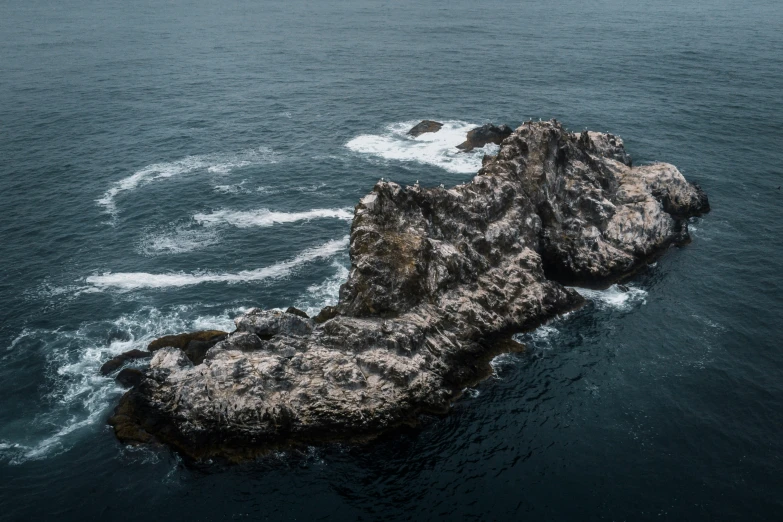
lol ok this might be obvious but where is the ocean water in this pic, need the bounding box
[1,0,782,519]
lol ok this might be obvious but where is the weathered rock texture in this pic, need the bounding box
[108,120,709,461]
[407,120,443,137]
[457,123,513,151]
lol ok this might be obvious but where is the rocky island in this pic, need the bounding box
[107,120,709,461]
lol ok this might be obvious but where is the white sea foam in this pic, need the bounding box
[462,387,481,398]
[573,284,648,311]
[0,306,240,464]
[137,225,221,255]
[212,180,250,194]
[194,208,353,228]
[295,182,328,193]
[97,147,278,217]
[346,120,499,174]
[514,324,561,352]
[295,262,350,317]
[531,324,559,341]
[85,236,348,291]
[489,352,519,378]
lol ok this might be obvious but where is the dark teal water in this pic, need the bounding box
[1,0,782,519]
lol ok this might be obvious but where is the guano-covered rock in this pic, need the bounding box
[107,120,709,461]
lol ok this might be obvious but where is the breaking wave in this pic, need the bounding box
[0,305,242,464]
[295,261,350,317]
[85,237,348,291]
[194,208,353,228]
[573,284,648,311]
[345,120,499,174]
[97,147,278,217]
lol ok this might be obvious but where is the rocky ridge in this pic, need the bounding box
[107,120,709,461]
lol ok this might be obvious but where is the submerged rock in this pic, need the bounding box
[147,330,227,352]
[457,123,513,152]
[407,120,443,137]
[108,120,709,461]
[145,330,227,365]
[99,349,150,376]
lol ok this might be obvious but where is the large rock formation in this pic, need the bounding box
[108,120,709,461]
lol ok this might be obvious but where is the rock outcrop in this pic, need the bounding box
[116,368,145,388]
[407,120,443,137]
[107,120,709,461]
[100,349,150,375]
[457,123,513,151]
[147,330,228,366]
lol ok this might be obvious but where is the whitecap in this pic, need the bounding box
[345,120,499,174]
[7,328,32,351]
[193,208,353,228]
[212,180,251,194]
[97,147,278,217]
[572,284,648,311]
[85,236,348,291]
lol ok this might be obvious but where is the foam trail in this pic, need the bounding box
[194,208,353,228]
[0,306,241,464]
[138,226,221,255]
[85,237,348,291]
[346,120,499,174]
[573,284,648,311]
[97,147,278,217]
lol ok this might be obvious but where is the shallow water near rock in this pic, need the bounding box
[1,0,782,520]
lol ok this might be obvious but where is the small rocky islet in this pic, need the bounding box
[105,119,709,462]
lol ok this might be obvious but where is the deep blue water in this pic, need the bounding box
[1,0,782,519]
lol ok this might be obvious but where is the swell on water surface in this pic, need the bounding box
[345,120,499,174]
[85,236,348,291]
[96,147,279,218]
